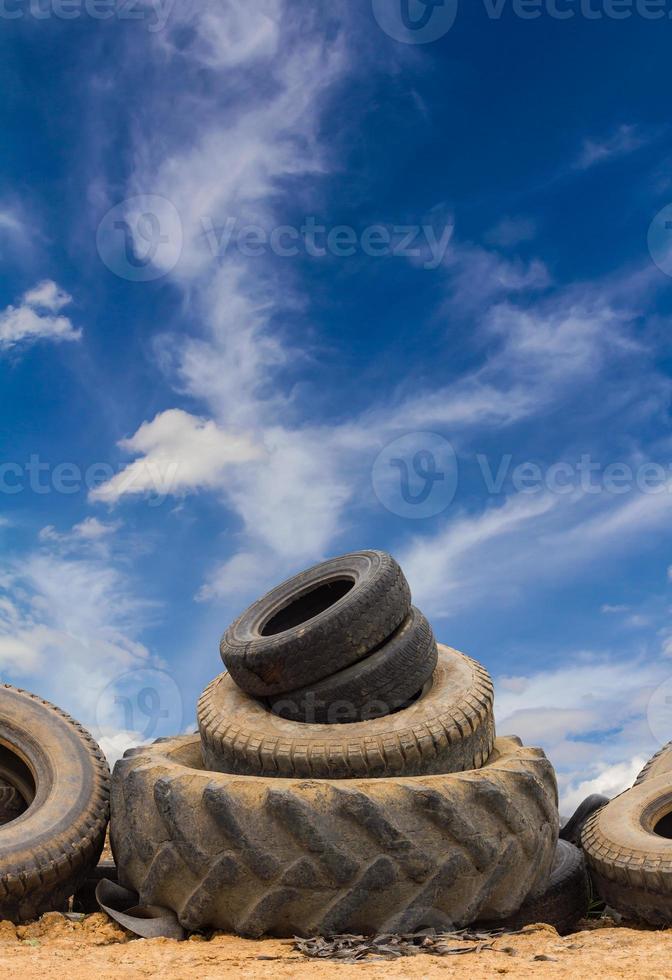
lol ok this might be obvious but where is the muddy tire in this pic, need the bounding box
[479,840,589,935]
[111,734,558,938]
[267,607,438,724]
[199,645,495,779]
[582,773,672,925]
[220,551,411,697]
[0,685,110,923]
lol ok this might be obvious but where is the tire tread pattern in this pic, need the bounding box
[0,685,110,922]
[111,735,559,938]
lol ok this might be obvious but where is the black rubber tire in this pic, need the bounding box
[220,551,411,697]
[199,645,495,779]
[0,685,110,923]
[479,841,590,935]
[559,795,609,848]
[267,607,438,724]
[582,773,672,925]
[111,734,559,938]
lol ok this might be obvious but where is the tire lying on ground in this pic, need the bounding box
[0,685,110,923]
[582,763,672,925]
[199,645,495,779]
[267,606,438,724]
[478,841,590,936]
[559,794,609,848]
[220,551,411,697]
[111,734,559,938]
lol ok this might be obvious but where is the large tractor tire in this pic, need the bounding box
[220,551,411,697]
[582,768,672,925]
[0,685,110,923]
[199,645,495,779]
[111,734,558,938]
[479,840,590,935]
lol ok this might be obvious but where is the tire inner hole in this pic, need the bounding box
[654,810,672,839]
[261,578,355,635]
[0,744,35,827]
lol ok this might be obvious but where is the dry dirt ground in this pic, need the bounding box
[0,915,671,979]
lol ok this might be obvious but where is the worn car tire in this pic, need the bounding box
[479,841,590,935]
[111,734,558,938]
[582,772,672,925]
[0,685,110,923]
[267,607,438,724]
[199,645,495,779]
[220,551,411,697]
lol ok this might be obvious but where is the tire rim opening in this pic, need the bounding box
[261,578,355,636]
[654,809,672,839]
[0,744,35,827]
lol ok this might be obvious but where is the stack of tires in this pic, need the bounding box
[112,551,569,938]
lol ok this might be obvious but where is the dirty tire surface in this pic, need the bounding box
[199,645,495,779]
[633,741,672,786]
[478,840,589,936]
[582,773,672,925]
[220,551,412,697]
[267,606,438,724]
[0,685,110,923]
[111,734,559,938]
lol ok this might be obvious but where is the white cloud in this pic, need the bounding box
[495,655,666,812]
[91,409,262,504]
[22,280,72,312]
[151,0,282,69]
[561,758,647,815]
[0,280,80,351]
[575,124,647,170]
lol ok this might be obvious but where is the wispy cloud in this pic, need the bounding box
[574,123,649,170]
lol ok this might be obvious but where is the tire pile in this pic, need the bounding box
[2,548,672,936]
[111,551,568,937]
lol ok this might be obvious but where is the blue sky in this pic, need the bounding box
[2,0,672,808]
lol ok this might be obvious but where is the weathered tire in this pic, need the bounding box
[479,841,590,935]
[0,685,110,923]
[220,551,411,697]
[559,794,609,847]
[267,607,438,724]
[111,734,559,938]
[582,772,672,925]
[199,645,495,779]
[634,741,672,786]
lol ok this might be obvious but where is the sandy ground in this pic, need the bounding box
[0,914,671,979]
